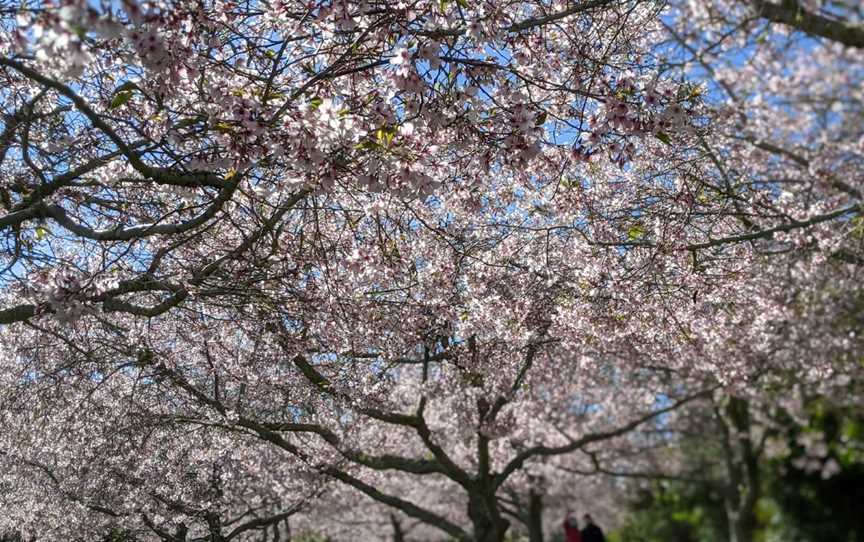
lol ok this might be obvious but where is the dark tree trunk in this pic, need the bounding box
[468,494,511,542]
[526,489,544,542]
[205,512,225,542]
[718,397,760,542]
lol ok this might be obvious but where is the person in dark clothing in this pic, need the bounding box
[581,514,606,542]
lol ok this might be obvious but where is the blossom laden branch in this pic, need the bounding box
[753,0,864,48]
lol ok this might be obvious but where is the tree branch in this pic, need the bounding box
[753,1,864,48]
[495,388,716,487]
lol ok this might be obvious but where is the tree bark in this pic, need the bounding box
[718,397,760,542]
[468,494,511,542]
[526,489,544,542]
[753,1,864,48]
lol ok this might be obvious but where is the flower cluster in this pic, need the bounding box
[30,269,102,324]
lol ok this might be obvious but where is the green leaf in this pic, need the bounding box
[688,84,705,100]
[109,90,134,110]
[851,216,864,239]
[655,131,672,145]
[627,225,645,240]
[71,24,87,39]
[173,117,200,129]
[309,96,323,110]
[35,225,50,241]
[114,81,140,94]
[375,126,396,146]
[354,140,381,151]
[534,111,547,126]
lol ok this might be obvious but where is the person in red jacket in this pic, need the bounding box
[562,510,583,542]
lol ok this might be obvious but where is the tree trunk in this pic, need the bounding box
[526,489,544,542]
[468,494,511,542]
[719,397,760,542]
[205,512,225,542]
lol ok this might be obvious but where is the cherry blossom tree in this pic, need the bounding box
[2,1,864,541]
[660,0,864,402]
[0,333,328,541]
[572,5,864,539]
[0,0,700,327]
[0,1,711,538]
[0,204,717,541]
